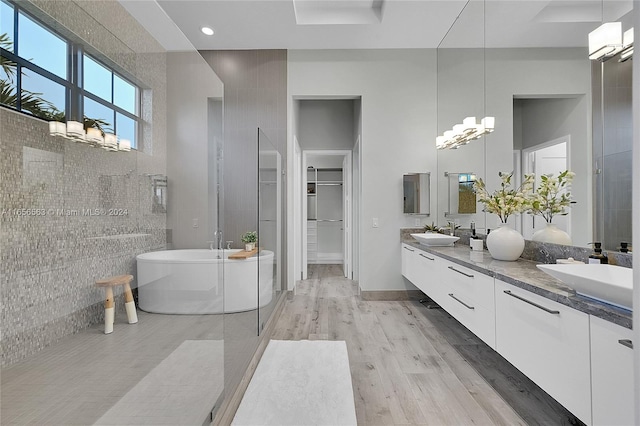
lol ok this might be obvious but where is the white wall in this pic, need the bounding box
[167,52,224,249]
[288,49,438,291]
[298,100,355,149]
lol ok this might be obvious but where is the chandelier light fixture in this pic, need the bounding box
[48,120,131,152]
[436,116,495,150]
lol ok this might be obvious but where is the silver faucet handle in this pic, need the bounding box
[226,241,233,250]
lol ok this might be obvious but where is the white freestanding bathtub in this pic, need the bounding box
[136,249,274,314]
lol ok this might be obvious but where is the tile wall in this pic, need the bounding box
[0,0,167,366]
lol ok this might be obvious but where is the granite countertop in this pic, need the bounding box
[402,238,632,329]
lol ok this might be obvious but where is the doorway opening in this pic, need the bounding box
[303,151,352,278]
[291,98,361,284]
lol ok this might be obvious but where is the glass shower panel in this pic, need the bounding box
[0,2,225,424]
[257,128,282,334]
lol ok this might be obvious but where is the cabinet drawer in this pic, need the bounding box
[441,260,495,310]
[495,280,591,424]
[443,291,496,348]
[590,315,634,426]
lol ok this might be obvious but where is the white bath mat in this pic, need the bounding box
[94,340,223,426]
[232,340,357,426]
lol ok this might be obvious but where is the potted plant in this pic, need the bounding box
[527,170,574,245]
[241,231,257,251]
[474,171,534,261]
[423,222,440,233]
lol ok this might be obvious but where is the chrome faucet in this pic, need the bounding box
[215,230,223,249]
[207,230,224,250]
[447,221,457,236]
[226,241,233,250]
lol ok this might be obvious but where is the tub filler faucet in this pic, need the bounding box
[207,230,224,250]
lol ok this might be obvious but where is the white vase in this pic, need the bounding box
[486,223,525,261]
[531,223,572,245]
[245,243,255,251]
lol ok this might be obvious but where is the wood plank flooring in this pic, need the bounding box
[271,264,584,426]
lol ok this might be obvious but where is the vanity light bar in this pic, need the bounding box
[619,28,634,62]
[48,121,132,152]
[436,116,495,150]
[588,22,627,61]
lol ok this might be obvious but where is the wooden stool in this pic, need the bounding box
[96,274,138,334]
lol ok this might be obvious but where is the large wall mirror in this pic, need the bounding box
[436,0,486,231]
[436,0,634,250]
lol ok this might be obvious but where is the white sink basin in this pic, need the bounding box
[537,264,633,311]
[411,233,460,247]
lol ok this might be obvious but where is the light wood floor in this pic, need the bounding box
[271,264,583,426]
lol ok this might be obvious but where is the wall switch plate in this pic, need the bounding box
[414,218,421,226]
[372,218,379,228]
[192,218,199,228]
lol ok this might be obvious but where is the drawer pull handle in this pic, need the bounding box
[448,266,474,278]
[403,247,415,252]
[618,339,633,350]
[419,253,434,261]
[503,290,560,315]
[448,293,474,310]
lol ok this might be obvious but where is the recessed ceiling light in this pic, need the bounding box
[201,26,214,36]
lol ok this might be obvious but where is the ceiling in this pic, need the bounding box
[120,0,633,51]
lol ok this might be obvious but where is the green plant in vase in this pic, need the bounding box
[473,171,534,261]
[423,222,440,233]
[527,170,575,245]
[241,231,257,251]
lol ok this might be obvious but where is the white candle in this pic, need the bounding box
[65,121,85,141]
[86,127,103,145]
[118,139,131,152]
[49,121,66,137]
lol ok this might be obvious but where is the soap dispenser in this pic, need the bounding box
[588,242,609,264]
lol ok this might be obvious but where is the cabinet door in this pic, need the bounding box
[495,279,591,424]
[413,250,442,302]
[401,244,418,284]
[590,315,634,426]
[440,260,496,348]
[401,244,441,299]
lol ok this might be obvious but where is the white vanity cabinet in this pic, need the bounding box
[495,279,592,425]
[401,244,442,299]
[439,259,496,349]
[590,315,635,426]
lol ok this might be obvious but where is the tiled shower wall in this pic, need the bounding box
[0,0,167,366]
[199,50,288,252]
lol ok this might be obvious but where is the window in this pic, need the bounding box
[0,0,141,148]
[81,53,139,146]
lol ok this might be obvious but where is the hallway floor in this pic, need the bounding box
[271,264,583,425]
